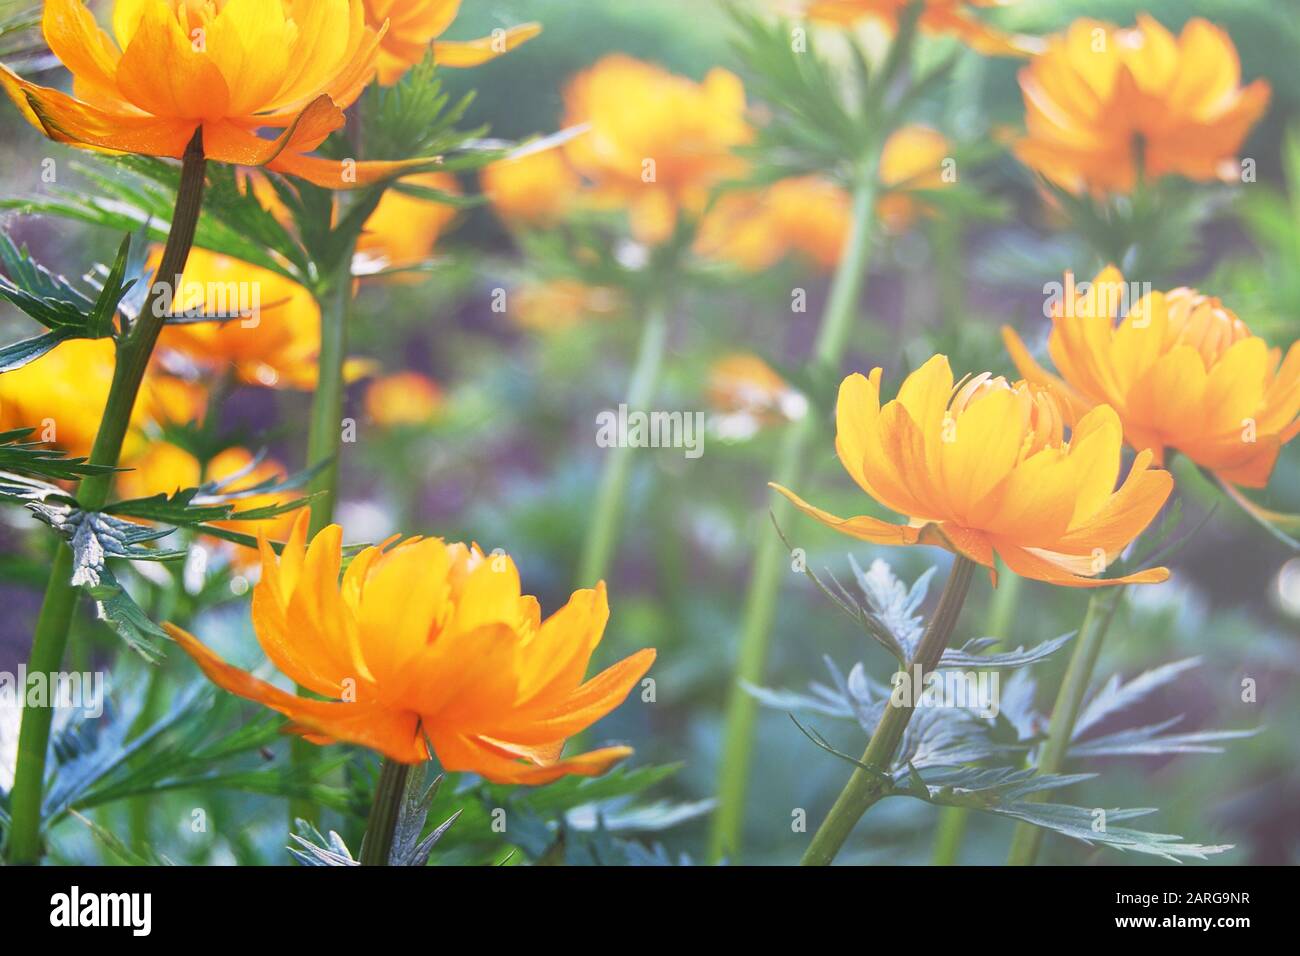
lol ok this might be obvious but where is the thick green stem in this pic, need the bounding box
[708,171,879,864]
[359,758,411,866]
[575,299,669,587]
[931,568,1021,864]
[5,130,207,865]
[1005,585,1126,866]
[801,555,977,866]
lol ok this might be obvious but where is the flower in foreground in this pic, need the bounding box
[365,371,444,427]
[1015,16,1270,195]
[363,0,540,84]
[772,355,1174,587]
[0,337,201,459]
[0,0,421,187]
[877,125,953,233]
[805,0,1040,56]
[166,513,656,782]
[563,55,752,245]
[1003,268,1300,487]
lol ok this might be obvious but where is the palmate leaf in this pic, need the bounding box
[1072,657,1203,739]
[289,821,358,867]
[895,766,1233,862]
[106,455,319,527]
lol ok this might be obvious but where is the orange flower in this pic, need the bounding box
[877,124,952,233]
[363,0,540,84]
[1015,17,1271,195]
[695,176,851,272]
[365,371,444,427]
[563,55,752,245]
[156,247,324,389]
[806,0,1039,56]
[481,148,581,227]
[512,279,621,333]
[0,337,201,459]
[354,171,460,276]
[0,0,422,188]
[1003,268,1300,488]
[773,355,1174,587]
[166,513,656,782]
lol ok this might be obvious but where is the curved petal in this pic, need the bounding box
[769,482,921,545]
[992,541,1169,588]
[432,23,541,68]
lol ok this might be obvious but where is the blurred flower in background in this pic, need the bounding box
[355,171,462,277]
[0,337,201,459]
[511,278,622,333]
[364,0,541,83]
[1015,17,1271,195]
[877,124,953,233]
[774,356,1174,587]
[707,353,808,441]
[563,55,752,245]
[166,513,657,783]
[805,0,1040,55]
[365,371,445,427]
[1004,268,1300,487]
[482,147,582,227]
[695,176,851,271]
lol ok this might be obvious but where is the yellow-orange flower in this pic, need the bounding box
[0,0,422,188]
[165,513,656,781]
[695,176,851,272]
[773,355,1174,587]
[512,279,621,333]
[1003,268,1300,488]
[1015,17,1271,195]
[481,148,581,227]
[708,353,808,440]
[563,55,752,245]
[363,0,540,84]
[806,0,1038,56]
[354,172,460,277]
[878,124,952,233]
[155,247,324,389]
[365,371,444,427]
[0,338,201,459]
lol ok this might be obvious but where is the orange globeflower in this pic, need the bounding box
[806,0,1038,56]
[877,124,952,233]
[0,0,423,188]
[166,513,657,782]
[1003,268,1300,488]
[0,338,201,459]
[354,172,461,277]
[363,0,540,84]
[563,55,752,245]
[773,355,1174,587]
[1015,17,1271,195]
[696,176,851,272]
[365,371,444,427]
[482,148,581,227]
[513,279,622,333]
[156,247,324,389]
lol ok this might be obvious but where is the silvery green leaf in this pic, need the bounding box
[1073,658,1203,738]
[386,764,460,867]
[623,842,695,867]
[1070,720,1258,758]
[893,706,1025,776]
[896,766,1232,861]
[88,567,167,663]
[849,556,935,662]
[740,680,852,720]
[566,799,716,834]
[997,669,1046,743]
[290,820,358,867]
[939,632,1074,669]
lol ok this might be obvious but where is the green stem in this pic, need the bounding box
[708,169,879,864]
[5,130,207,865]
[801,555,976,866]
[359,758,411,866]
[1005,585,1126,866]
[931,567,1021,864]
[293,248,356,830]
[575,299,669,587]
